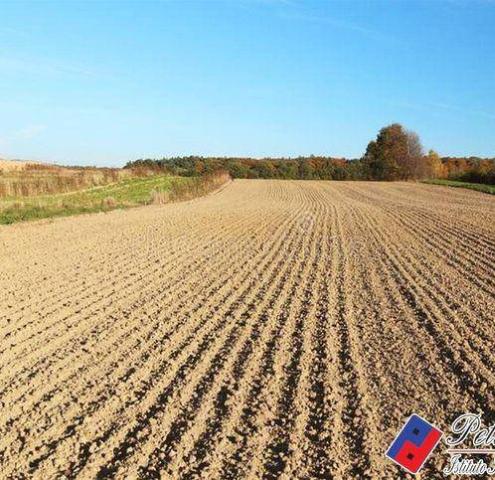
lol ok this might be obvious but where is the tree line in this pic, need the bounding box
[126,124,495,184]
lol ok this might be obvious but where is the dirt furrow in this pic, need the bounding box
[172,198,320,479]
[1,180,494,479]
[106,209,308,479]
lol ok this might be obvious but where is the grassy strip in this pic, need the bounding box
[423,179,495,195]
[0,175,189,225]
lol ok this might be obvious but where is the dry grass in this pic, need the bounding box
[0,159,37,171]
[150,189,170,205]
[0,165,136,198]
[0,159,229,202]
[151,171,231,205]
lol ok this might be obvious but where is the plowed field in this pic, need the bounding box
[1,180,494,479]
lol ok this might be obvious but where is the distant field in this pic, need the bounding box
[0,175,185,224]
[423,178,495,195]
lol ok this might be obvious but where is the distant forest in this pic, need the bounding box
[126,124,495,185]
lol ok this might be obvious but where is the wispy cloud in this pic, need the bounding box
[279,10,386,38]
[239,0,300,6]
[392,99,495,120]
[0,124,47,146]
[232,0,388,39]
[0,26,29,37]
[258,0,299,5]
[429,102,495,120]
[0,55,97,78]
[15,124,47,140]
[234,0,300,13]
[444,0,495,6]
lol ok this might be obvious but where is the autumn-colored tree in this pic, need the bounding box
[363,124,426,180]
[363,124,404,180]
[125,151,494,183]
[402,130,425,179]
[194,161,205,175]
[424,150,444,178]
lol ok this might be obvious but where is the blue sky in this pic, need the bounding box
[0,0,494,166]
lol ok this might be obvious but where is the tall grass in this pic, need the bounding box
[0,167,142,198]
[151,171,231,204]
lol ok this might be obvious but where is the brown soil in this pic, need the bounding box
[1,180,494,479]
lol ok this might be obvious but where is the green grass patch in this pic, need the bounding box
[0,175,188,224]
[423,179,495,195]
